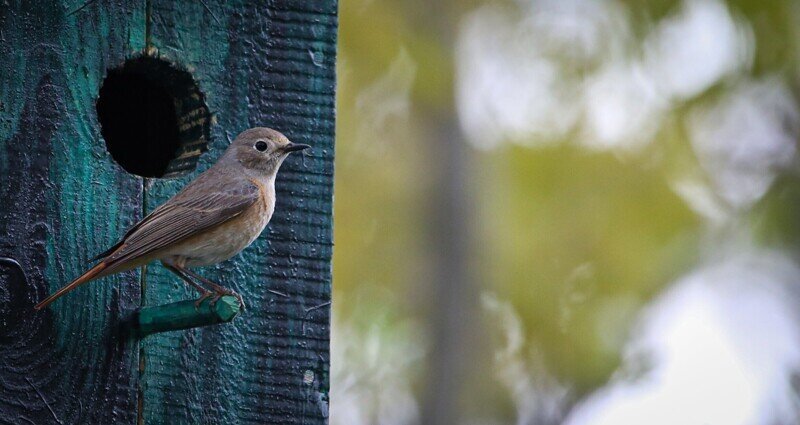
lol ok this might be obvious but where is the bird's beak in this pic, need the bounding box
[283,143,311,153]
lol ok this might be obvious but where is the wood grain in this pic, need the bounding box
[0,1,146,423]
[141,1,336,423]
[0,1,335,423]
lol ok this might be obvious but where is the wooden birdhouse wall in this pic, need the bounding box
[0,1,336,423]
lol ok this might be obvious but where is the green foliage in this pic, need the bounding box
[479,146,698,390]
[335,0,800,420]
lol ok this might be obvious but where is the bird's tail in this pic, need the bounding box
[34,261,109,310]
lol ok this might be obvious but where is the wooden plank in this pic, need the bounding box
[0,1,145,423]
[141,1,336,423]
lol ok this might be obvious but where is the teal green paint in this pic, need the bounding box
[137,296,241,336]
[139,1,337,423]
[140,5,250,423]
[46,1,147,371]
[0,2,147,423]
[48,0,146,311]
[1,1,334,422]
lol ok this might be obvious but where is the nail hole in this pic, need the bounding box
[96,56,211,178]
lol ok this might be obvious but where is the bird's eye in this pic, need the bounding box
[255,140,268,152]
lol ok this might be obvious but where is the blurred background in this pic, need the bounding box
[331,0,800,424]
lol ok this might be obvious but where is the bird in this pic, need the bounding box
[34,127,310,311]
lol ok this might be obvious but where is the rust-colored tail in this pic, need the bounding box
[34,261,109,310]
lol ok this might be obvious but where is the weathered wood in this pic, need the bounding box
[0,1,145,423]
[135,296,241,337]
[140,1,336,423]
[1,1,335,422]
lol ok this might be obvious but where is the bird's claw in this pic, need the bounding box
[209,289,246,311]
[194,291,213,309]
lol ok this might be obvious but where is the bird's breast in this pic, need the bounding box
[169,186,274,267]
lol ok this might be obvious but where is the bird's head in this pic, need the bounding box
[227,127,310,177]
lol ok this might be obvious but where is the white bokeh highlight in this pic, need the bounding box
[687,78,799,209]
[564,250,800,425]
[456,0,753,151]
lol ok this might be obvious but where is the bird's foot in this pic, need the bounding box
[209,288,246,311]
[194,291,214,309]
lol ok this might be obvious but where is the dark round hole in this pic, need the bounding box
[96,57,211,178]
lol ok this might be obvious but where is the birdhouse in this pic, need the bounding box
[0,2,335,423]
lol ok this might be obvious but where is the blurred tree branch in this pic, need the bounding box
[410,1,482,423]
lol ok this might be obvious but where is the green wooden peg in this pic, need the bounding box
[134,296,242,337]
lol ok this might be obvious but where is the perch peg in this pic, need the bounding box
[135,296,242,336]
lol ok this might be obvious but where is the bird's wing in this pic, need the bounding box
[102,177,260,265]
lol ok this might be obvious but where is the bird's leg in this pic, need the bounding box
[161,260,213,308]
[172,265,246,310]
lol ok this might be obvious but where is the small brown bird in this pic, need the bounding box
[34,127,309,310]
